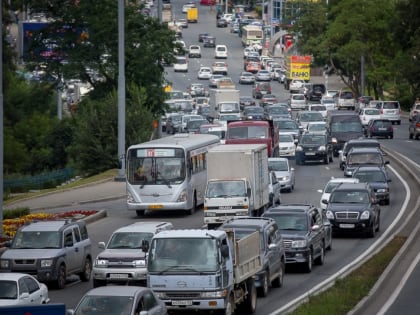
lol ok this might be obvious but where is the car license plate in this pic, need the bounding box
[110,274,128,279]
[339,224,355,229]
[149,204,163,209]
[261,91,267,94]
[172,300,192,306]
[305,152,316,156]
[379,128,387,130]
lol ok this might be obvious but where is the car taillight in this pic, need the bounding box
[416,122,420,128]
[380,109,384,114]
[389,126,393,131]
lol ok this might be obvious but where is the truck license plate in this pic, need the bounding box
[110,274,128,279]
[172,300,192,306]
[339,224,355,229]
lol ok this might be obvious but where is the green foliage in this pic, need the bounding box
[2,208,31,220]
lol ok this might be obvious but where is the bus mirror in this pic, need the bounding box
[141,240,150,253]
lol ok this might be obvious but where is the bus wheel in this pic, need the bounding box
[186,193,197,215]
[136,210,145,217]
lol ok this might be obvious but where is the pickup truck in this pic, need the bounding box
[144,229,262,314]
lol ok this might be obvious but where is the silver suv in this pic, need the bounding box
[0,220,92,289]
[92,221,173,287]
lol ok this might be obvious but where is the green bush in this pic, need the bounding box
[3,208,30,220]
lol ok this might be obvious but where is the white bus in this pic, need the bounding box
[241,25,263,47]
[126,134,220,216]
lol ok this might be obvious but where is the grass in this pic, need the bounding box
[3,169,118,206]
[288,235,407,315]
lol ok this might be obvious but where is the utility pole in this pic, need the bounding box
[116,0,126,181]
[1,0,4,235]
[361,55,365,97]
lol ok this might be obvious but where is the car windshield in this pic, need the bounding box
[310,105,326,112]
[308,123,326,131]
[330,191,369,203]
[267,213,308,232]
[268,160,289,172]
[107,232,154,249]
[274,120,298,130]
[12,231,61,249]
[279,134,294,142]
[268,107,288,114]
[331,122,362,132]
[300,112,323,121]
[324,182,342,193]
[354,171,386,183]
[75,295,134,315]
[300,135,325,145]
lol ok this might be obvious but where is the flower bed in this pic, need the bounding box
[1,210,98,240]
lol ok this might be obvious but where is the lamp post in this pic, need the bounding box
[57,77,63,120]
[116,0,126,181]
[0,0,4,235]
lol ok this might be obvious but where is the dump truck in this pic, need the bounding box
[144,229,262,314]
[204,144,270,228]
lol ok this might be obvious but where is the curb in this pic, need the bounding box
[81,209,108,225]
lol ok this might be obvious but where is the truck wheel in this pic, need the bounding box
[56,264,66,289]
[257,271,269,297]
[239,278,257,314]
[79,257,92,282]
[218,294,234,315]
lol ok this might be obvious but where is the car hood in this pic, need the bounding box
[327,203,369,212]
[1,248,65,259]
[280,231,308,239]
[273,171,291,178]
[97,249,146,260]
[365,182,388,190]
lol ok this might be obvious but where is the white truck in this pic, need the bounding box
[144,229,262,314]
[209,88,240,121]
[204,144,270,229]
[161,3,172,23]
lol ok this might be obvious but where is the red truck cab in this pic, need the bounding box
[225,120,279,157]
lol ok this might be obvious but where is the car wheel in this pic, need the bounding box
[303,250,313,273]
[329,154,333,162]
[79,257,92,282]
[390,135,393,139]
[272,261,284,288]
[314,243,325,265]
[367,222,376,238]
[56,264,66,289]
[257,270,269,297]
[136,210,145,217]
[324,156,329,164]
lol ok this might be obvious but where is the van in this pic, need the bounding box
[375,101,401,125]
[326,111,364,156]
[336,90,355,110]
[173,56,188,72]
[214,45,228,59]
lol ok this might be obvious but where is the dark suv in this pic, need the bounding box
[324,182,381,237]
[0,220,92,289]
[344,147,389,177]
[352,166,391,205]
[252,82,272,99]
[307,84,326,102]
[262,204,330,273]
[338,138,382,170]
[219,217,285,297]
[296,133,333,165]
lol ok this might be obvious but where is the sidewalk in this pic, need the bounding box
[4,179,126,211]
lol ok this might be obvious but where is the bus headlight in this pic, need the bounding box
[177,190,187,202]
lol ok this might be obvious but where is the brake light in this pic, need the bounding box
[416,122,420,128]
[380,109,384,114]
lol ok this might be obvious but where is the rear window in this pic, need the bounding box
[340,91,354,99]
[383,102,399,109]
[373,120,392,127]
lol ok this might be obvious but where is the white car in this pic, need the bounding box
[212,61,228,75]
[173,56,188,72]
[305,121,327,135]
[214,45,228,59]
[289,93,307,110]
[0,273,50,306]
[197,66,212,80]
[289,79,305,93]
[278,133,297,158]
[317,178,360,210]
[243,46,256,59]
[359,107,381,126]
[308,103,328,119]
[221,13,233,22]
[188,45,201,58]
[268,171,282,206]
[321,96,336,111]
[268,157,295,192]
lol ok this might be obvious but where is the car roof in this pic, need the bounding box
[264,203,315,213]
[327,177,359,184]
[268,157,289,162]
[221,217,275,230]
[334,182,370,191]
[348,147,382,154]
[0,272,37,281]
[112,221,173,234]
[19,220,77,232]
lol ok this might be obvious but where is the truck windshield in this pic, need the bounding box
[148,238,218,272]
[206,180,246,197]
[228,126,268,139]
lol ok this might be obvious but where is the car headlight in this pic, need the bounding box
[177,190,187,202]
[376,188,387,193]
[40,259,54,268]
[296,145,303,151]
[318,145,326,151]
[0,260,9,269]
[325,210,334,220]
[155,292,167,299]
[95,259,109,267]
[279,176,289,181]
[360,210,370,220]
[132,260,146,268]
[332,138,337,144]
[291,240,307,248]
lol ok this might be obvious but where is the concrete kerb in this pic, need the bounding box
[81,209,108,225]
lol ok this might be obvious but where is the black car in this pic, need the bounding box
[203,35,216,48]
[216,18,228,28]
[185,119,209,134]
[352,166,391,205]
[239,96,256,110]
[273,118,302,141]
[338,138,382,170]
[366,119,394,139]
[344,147,389,177]
[324,182,381,237]
[243,106,265,120]
[307,84,326,102]
[296,133,333,165]
[262,204,330,273]
[219,217,285,297]
[198,33,209,42]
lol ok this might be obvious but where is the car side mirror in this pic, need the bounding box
[294,139,298,144]
[141,240,150,253]
[98,242,106,249]
[385,161,390,165]
[247,187,251,197]
[20,292,30,299]
[387,178,392,182]
[321,199,329,205]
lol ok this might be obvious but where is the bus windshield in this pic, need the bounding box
[127,148,186,185]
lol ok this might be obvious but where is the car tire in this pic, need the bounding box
[257,270,269,297]
[272,262,284,288]
[136,210,145,217]
[79,257,92,282]
[367,223,376,238]
[314,243,325,265]
[303,250,313,273]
